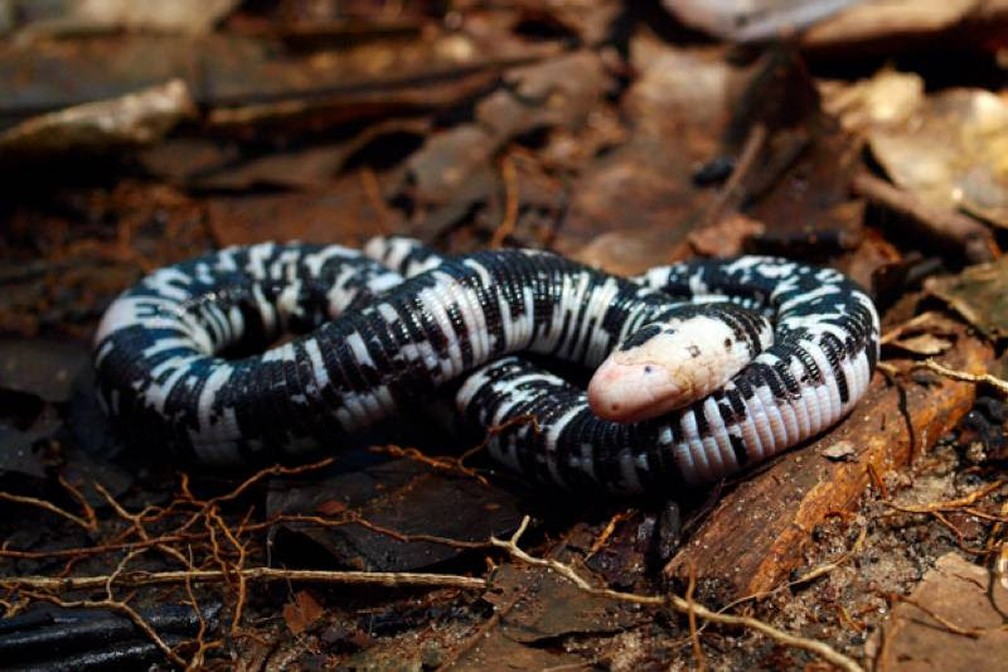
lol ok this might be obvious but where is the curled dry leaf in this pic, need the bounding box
[802,0,1008,48]
[283,590,325,635]
[889,333,954,357]
[820,69,924,132]
[881,312,958,357]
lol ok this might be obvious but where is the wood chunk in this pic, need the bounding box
[664,317,994,600]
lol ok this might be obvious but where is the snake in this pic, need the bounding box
[92,239,879,494]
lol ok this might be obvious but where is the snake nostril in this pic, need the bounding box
[644,365,653,374]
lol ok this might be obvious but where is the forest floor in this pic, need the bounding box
[0,1,1006,670]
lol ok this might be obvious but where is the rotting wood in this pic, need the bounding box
[664,315,994,599]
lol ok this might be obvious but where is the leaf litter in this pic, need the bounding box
[0,1,1007,670]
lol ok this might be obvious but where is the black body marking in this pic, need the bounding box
[94,239,880,493]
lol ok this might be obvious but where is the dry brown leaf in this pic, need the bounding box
[926,258,1008,340]
[881,311,960,357]
[283,590,325,635]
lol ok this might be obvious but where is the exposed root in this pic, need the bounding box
[490,516,866,672]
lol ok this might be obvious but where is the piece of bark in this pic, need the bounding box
[664,315,994,599]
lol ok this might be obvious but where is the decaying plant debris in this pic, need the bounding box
[1,1,1007,670]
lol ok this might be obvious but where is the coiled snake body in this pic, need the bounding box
[93,239,879,494]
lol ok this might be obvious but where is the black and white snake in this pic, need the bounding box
[93,238,879,493]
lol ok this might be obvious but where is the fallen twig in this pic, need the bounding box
[881,480,1007,556]
[1,567,485,592]
[370,443,489,485]
[0,477,97,532]
[891,594,987,639]
[490,153,519,248]
[701,123,768,229]
[993,498,1008,590]
[883,480,1006,515]
[851,172,998,264]
[912,359,1008,396]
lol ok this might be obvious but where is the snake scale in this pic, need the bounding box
[93,238,879,494]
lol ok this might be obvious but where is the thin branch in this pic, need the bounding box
[685,563,706,672]
[370,443,489,485]
[894,595,987,638]
[701,123,768,228]
[94,481,190,566]
[0,490,97,532]
[996,500,1008,590]
[912,360,1008,396]
[202,458,337,508]
[490,153,519,248]
[883,480,1006,514]
[0,534,199,560]
[851,172,997,264]
[1,567,486,592]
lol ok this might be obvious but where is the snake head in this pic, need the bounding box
[587,309,773,423]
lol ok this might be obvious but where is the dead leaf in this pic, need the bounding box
[688,213,766,257]
[871,553,1008,671]
[802,0,1006,47]
[476,50,613,139]
[0,338,91,404]
[283,590,325,635]
[926,258,1008,340]
[266,457,521,572]
[881,312,959,357]
[0,79,196,160]
[405,125,500,206]
[820,69,924,132]
[889,333,954,357]
[206,177,398,246]
[315,499,348,516]
[868,87,1008,229]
